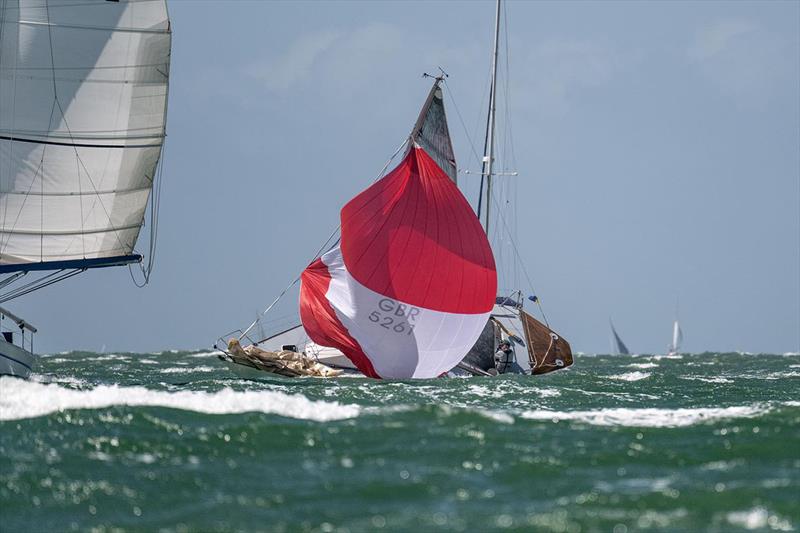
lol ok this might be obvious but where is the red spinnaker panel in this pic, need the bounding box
[340,146,496,314]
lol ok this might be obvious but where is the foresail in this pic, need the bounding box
[610,321,630,355]
[0,0,171,269]
[672,321,683,351]
[520,310,573,375]
[410,82,456,183]
[300,95,496,378]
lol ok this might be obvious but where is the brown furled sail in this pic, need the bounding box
[520,310,573,375]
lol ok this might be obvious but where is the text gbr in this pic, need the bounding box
[368,298,420,335]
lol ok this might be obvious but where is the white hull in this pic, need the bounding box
[0,337,37,379]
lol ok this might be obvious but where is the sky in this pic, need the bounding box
[7,0,799,355]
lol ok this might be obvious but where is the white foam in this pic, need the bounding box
[185,351,220,359]
[519,405,768,428]
[680,376,733,384]
[0,378,360,422]
[627,363,659,369]
[159,366,217,374]
[610,371,651,382]
[726,507,793,531]
[536,388,561,398]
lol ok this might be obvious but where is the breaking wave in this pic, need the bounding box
[519,405,769,428]
[0,378,360,422]
[610,371,651,381]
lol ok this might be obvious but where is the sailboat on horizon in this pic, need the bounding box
[609,319,630,355]
[667,318,684,357]
[0,0,172,377]
[216,0,573,379]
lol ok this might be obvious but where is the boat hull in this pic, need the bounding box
[0,337,37,378]
[219,355,361,380]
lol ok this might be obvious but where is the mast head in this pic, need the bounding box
[422,66,449,84]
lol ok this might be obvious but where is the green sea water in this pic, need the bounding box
[1,351,798,532]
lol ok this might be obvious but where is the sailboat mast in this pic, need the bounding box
[480,0,502,233]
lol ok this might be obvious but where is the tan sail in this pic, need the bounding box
[519,311,573,375]
[226,339,342,378]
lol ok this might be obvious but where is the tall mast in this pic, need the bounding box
[480,0,502,233]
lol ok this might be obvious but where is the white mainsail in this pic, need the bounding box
[0,0,171,269]
[668,319,683,354]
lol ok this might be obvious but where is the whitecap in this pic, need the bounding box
[680,376,733,384]
[185,351,220,359]
[726,507,792,531]
[159,366,217,374]
[536,388,561,398]
[610,371,651,382]
[627,363,659,369]
[519,405,768,428]
[0,377,360,422]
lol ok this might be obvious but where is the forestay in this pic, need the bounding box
[0,0,171,269]
[299,81,497,379]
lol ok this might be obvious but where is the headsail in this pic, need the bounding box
[668,320,683,354]
[610,319,630,355]
[300,80,497,379]
[519,310,573,375]
[0,0,171,271]
[409,82,457,183]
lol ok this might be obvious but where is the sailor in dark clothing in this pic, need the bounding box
[494,340,514,374]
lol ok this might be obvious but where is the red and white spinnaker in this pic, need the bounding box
[299,83,497,378]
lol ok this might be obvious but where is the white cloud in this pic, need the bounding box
[687,18,793,106]
[513,40,628,116]
[247,29,342,92]
[688,19,758,62]
[245,22,479,98]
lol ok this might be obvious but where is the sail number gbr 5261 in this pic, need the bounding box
[368,298,420,335]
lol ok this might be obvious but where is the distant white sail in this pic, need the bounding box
[668,319,683,354]
[0,0,171,269]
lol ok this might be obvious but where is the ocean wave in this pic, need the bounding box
[519,405,768,428]
[680,376,733,384]
[159,366,218,374]
[610,371,651,382]
[626,363,659,369]
[726,507,793,531]
[0,378,360,422]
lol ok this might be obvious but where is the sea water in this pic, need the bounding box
[1,351,798,531]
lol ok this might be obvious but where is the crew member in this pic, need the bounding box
[494,340,514,374]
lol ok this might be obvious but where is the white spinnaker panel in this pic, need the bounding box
[0,0,170,265]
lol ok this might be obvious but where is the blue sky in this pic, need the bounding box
[11,0,799,355]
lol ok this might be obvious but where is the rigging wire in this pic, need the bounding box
[237,137,410,344]
[0,271,26,291]
[129,140,167,288]
[488,189,550,328]
[0,269,84,304]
